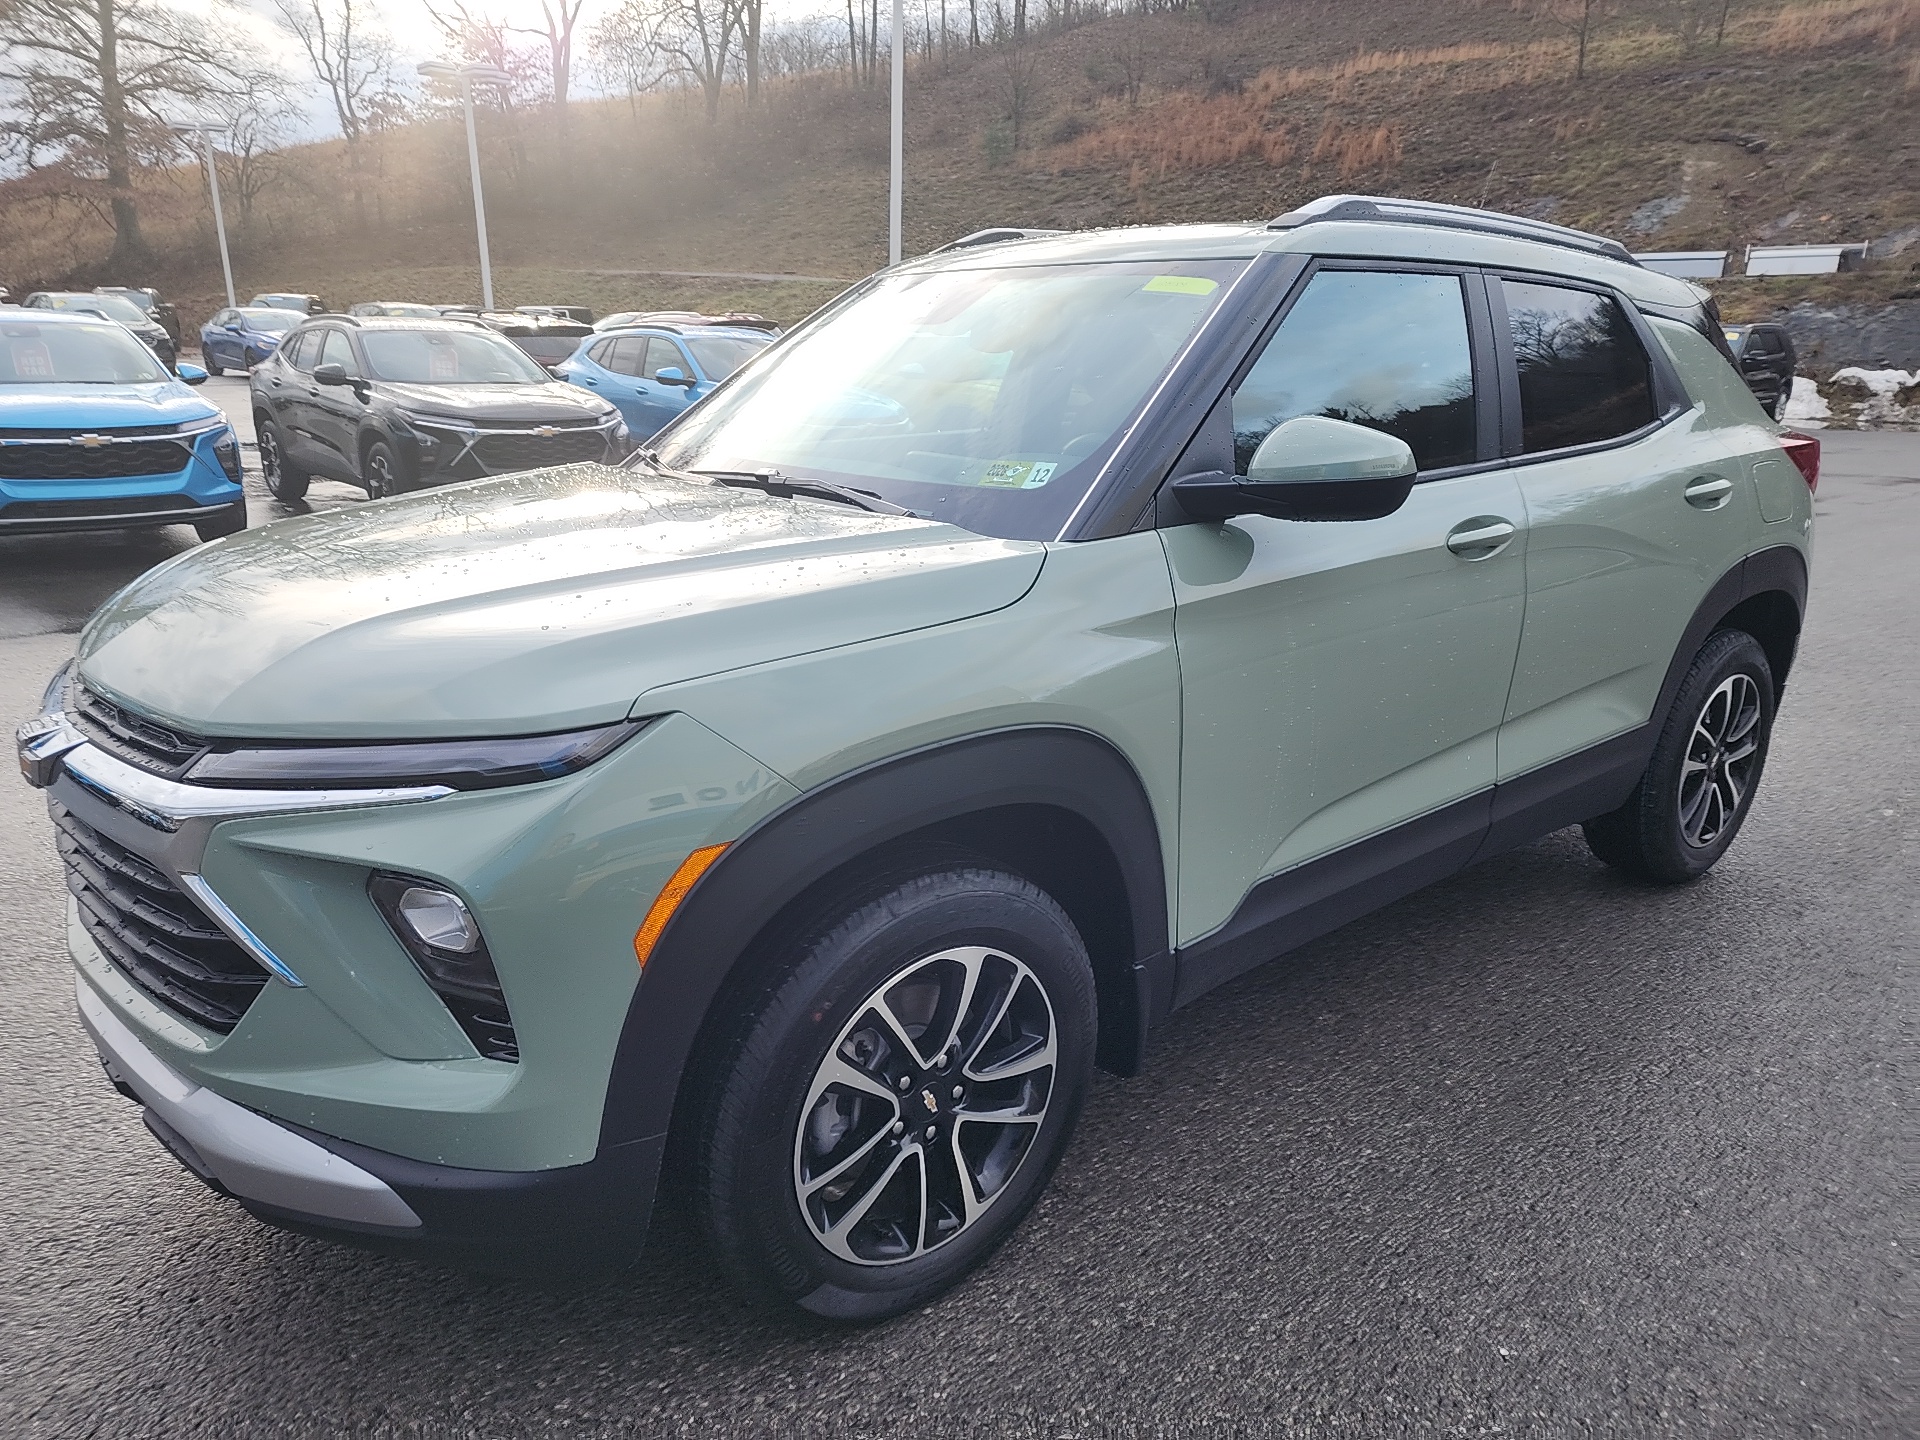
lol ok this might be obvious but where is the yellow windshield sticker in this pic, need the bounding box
[1143,275,1219,296]
[978,459,1059,489]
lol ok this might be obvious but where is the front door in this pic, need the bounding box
[305,327,370,481]
[1167,265,1528,968]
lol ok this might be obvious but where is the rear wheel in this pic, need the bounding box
[258,420,309,502]
[1583,629,1775,883]
[697,865,1096,1323]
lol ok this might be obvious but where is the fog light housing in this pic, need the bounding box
[369,873,518,1062]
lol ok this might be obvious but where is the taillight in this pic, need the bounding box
[1779,431,1820,493]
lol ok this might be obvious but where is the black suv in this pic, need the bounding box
[251,316,628,501]
[1724,322,1797,419]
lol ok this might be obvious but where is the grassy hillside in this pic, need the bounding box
[3,0,1914,337]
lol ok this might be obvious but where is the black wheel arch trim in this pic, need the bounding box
[597,725,1174,1154]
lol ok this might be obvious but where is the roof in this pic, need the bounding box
[905,197,1703,308]
[594,324,772,341]
[0,306,122,324]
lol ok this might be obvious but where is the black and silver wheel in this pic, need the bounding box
[201,346,224,378]
[1583,629,1775,883]
[258,420,309,502]
[363,439,404,499]
[697,865,1095,1323]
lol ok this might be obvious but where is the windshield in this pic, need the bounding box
[685,334,767,381]
[1,321,168,384]
[653,258,1248,539]
[360,328,555,384]
[376,303,441,318]
[240,309,301,333]
[100,289,156,312]
[46,293,147,325]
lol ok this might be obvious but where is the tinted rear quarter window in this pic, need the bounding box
[1502,280,1655,453]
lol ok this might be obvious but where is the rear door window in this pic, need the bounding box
[608,338,649,376]
[1501,280,1656,453]
[285,329,321,371]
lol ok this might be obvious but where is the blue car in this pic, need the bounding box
[1,309,247,541]
[554,324,770,438]
[199,306,302,375]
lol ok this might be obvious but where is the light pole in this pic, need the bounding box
[889,0,904,264]
[418,60,513,311]
[173,122,236,308]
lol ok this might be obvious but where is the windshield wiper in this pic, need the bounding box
[688,468,923,518]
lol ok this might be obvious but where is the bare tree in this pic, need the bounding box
[1535,0,1604,81]
[0,0,244,266]
[637,0,742,121]
[205,90,298,238]
[590,0,671,116]
[1001,40,1039,149]
[513,0,589,116]
[275,0,396,230]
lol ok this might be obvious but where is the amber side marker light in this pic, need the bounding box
[633,843,729,968]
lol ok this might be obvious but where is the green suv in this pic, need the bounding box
[19,197,1815,1322]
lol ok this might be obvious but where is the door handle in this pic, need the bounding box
[1445,517,1516,560]
[1684,475,1733,509]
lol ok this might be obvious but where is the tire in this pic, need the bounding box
[192,502,247,543]
[697,865,1097,1323]
[1582,629,1776,883]
[362,439,406,499]
[258,420,310,502]
[243,348,260,369]
[201,346,224,378]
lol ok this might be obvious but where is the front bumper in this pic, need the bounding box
[79,973,666,1265]
[0,426,244,532]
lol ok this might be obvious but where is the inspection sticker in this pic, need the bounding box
[1142,275,1219,296]
[978,459,1059,489]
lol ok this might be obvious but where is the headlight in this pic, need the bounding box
[393,409,471,434]
[183,717,651,791]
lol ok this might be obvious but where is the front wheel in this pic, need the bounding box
[259,420,309,502]
[362,439,406,499]
[697,865,1096,1323]
[1583,628,1776,883]
[200,346,224,378]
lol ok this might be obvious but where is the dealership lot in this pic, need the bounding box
[0,432,1910,1437]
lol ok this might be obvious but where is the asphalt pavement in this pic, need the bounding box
[0,433,1911,1438]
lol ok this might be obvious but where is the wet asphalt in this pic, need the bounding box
[0,427,1911,1439]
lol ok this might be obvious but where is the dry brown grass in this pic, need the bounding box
[1760,0,1920,50]
[1313,119,1406,178]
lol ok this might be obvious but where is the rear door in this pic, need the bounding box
[1492,275,1755,797]
[1167,263,1529,965]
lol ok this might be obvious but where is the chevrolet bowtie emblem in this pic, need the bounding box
[535,426,557,438]
[919,1089,938,1114]
[73,433,111,448]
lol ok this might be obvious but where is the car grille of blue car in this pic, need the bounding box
[0,438,190,480]
[53,801,269,1033]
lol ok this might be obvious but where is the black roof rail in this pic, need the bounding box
[309,312,362,325]
[1267,195,1639,266]
[930,227,1067,254]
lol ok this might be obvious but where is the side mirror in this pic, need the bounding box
[1172,416,1416,523]
[312,362,353,386]
[224,323,243,333]
[654,366,693,387]
[175,362,207,385]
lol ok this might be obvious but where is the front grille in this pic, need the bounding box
[70,684,209,779]
[53,802,268,1032]
[0,439,190,480]
[0,496,201,522]
[0,423,184,439]
[473,430,607,471]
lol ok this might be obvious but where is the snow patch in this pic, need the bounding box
[1812,368,1920,430]
[1782,376,1830,427]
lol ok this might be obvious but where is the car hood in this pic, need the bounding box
[0,382,216,430]
[76,465,1046,738]
[380,382,614,424]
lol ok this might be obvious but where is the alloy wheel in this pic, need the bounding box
[1679,673,1761,848]
[366,450,395,498]
[260,430,282,487]
[793,945,1057,1266]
